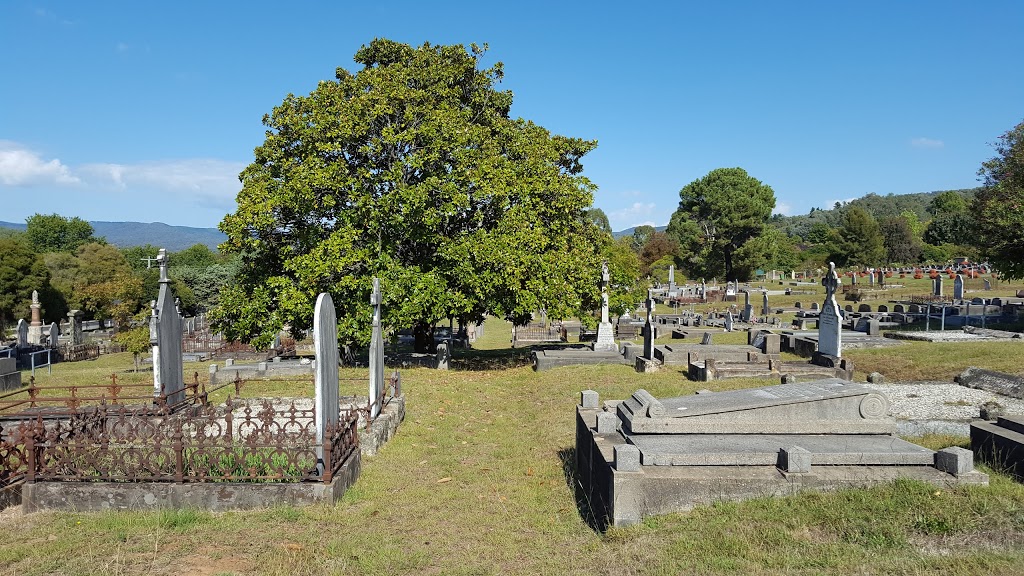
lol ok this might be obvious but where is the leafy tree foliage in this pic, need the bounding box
[923,212,973,246]
[120,244,162,273]
[600,237,645,320]
[638,231,679,276]
[0,238,59,329]
[630,225,656,252]
[667,168,776,281]
[25,213,98,253]
[172,244,220,268]
[927,190,969,216]
[215,39,601,351]
[114,323,151,372]
[879,216,922,265]
[585,208,612,236]
[831,206,885,267]
[974,119,1024,278]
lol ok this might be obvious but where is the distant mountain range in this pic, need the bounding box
[612,225,668,238]
[0,220,226,252]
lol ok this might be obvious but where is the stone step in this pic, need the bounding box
[630,434,935,467]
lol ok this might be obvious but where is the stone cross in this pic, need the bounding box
[594,262,617,352]
[643,289,655,360]
[313,292,340,474]
[150,249,184,405]
[953,274,964,300]
[600,261,610,324]
[369,277,385,419]
[817,262,843,358]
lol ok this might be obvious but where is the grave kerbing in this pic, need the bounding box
[313,292,340,474]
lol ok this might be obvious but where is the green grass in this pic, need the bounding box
[3,318,1024,575]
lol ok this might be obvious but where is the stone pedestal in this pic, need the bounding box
[594,322,617,352]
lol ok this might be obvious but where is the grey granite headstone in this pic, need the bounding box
[150,250,184,405]
[580,390,599,408]
[934,276,943,297]
[817,262,843,358]
[724,311,733,332]
[313,292,340,474]
[668,265,675,294]
[68,310,83,346]
[15,319,28,347]
[810,302,819,311]
[953,274,964,300]
[369,277,385,418]
[761,291,769,317]
[700,332,713,345]
[47,322,58,348]
[984,279,992,291]
[642,290,655,360]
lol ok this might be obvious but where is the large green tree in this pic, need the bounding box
[25,213,98,253]
[215,39,601,351]
[666,168,776,281]
[0,238,63,329]
[831,206,885,267]
[879,216,922,265]
[974,119,1024,278]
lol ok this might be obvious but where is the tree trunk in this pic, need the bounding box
[413,321,435,354]
[724,248,735,282]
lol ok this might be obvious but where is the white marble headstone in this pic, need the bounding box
[313,292,340,472]
[817,262,843,357]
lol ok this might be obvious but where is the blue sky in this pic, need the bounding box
[2,1,1022,231]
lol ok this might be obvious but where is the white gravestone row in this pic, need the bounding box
[817,262,843,358]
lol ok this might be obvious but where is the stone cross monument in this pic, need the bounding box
[818,262,843,358]
[594,262,617,352]
[642,289,655,360]
[369,277,385,419]
[150,249,185,405]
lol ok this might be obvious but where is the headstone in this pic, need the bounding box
[893,304,904,313]
[877,269,885,287]
[934,276,943,297]
[150,250,184,405]
[642,290,655,360]
[984,279,992,291]
[954,274,964,300]
[761,291,769,317]
[724,311,734,332]
[47,322,58,348]
[810,302,819,311]
[68,309,83,346]
[15,319,28,347]
[594,262,617,352]
[878,305,888,313]
[700,332,713,345]
[817,262,843,357]
[435,340,451,370]
[741,291,753,322]
[668,265,675,294]
[858,304,871,312]
[369,277,385,418]
[313,292,340,475]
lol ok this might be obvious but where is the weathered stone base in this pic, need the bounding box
[361,395,405,456]
[533,349,626,371]
[634,357,659,373]
[577,406,988,528]
[971,416,1024,482]
[22,449,360,513]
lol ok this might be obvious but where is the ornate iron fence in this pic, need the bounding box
[4,397,358,485]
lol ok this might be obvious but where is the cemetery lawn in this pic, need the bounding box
[2,330,1024,575]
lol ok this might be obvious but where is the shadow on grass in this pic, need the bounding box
[450,347,534,371]
[557,446,606,532]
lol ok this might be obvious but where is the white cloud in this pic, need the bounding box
[911,137,944,149]
[609,202,657,229]
[0,141,80,186]
[774,201,793,216]
[80,158,245,208]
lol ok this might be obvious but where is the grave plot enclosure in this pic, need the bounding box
[576,379,988,528]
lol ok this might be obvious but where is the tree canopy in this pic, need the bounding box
[974,119,1024,278]
[666,168,775,281]
[215,39,601,351]
[25,213,98,253]
[831,206,885,267]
